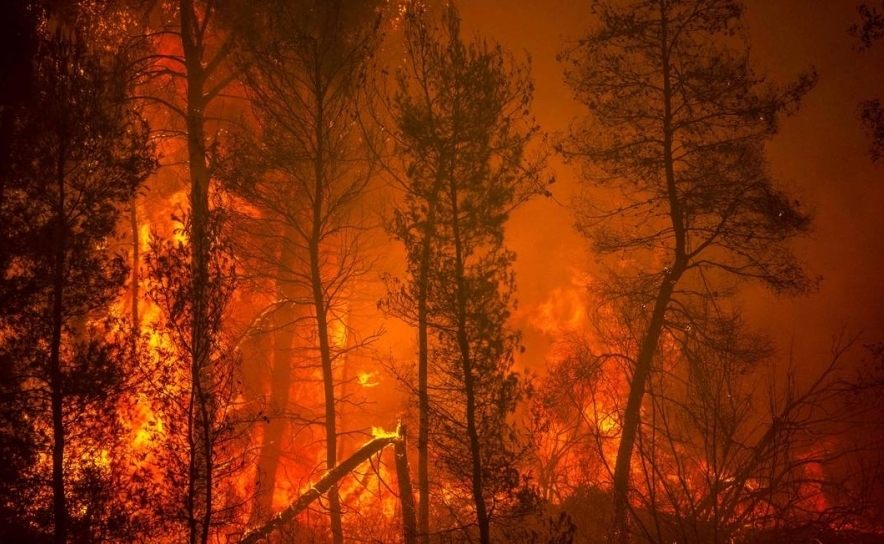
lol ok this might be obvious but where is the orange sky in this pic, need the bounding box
[452,0,884,377]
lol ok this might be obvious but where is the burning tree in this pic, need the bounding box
[558,0,816,541]
[223,0,383,539]
[0,20,155,542]
[381,4,547,542]
[122,0,264,541]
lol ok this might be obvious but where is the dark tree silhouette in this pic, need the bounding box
[851,2,884,161]
[381,5,547,542]
[127,1,253,541]
[0,27,154,543]
[559,1,815,541]
[224,0,383,539]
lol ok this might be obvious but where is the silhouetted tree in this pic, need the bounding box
[0,6,43,537]
[850,2,884,161]
[381,5,547,542]
[140,208,251,541]
[559,1,815,541]
[126,1,253,541]
[223,0,383,539]
[0,24,154,543]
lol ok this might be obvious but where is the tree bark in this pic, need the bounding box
[416,194,438,544]
[395,427,418,544]
[308,79,343,543]
[179,2,214,542]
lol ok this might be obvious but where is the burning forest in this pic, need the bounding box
[1,0,883,543]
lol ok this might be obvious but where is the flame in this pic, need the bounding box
[370,426,399,440]
[596,412,617,434]
[358,371,380,388]
[329,313,348,349]
[529,270,592,336]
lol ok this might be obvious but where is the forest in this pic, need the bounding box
[1,0,883,543]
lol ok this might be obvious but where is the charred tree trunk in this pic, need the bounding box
[309,87,343,543]
[395,427,418,544]
[416,194,438,543]
[130,203,140,338]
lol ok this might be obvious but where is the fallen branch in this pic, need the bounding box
[240,423,411,544]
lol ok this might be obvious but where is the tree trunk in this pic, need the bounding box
[449,184,490,544]
[130,203,140,337]
[180,1,214,542]
[416,194,438,544]
[395,428,418,544]
[249,225,300,525]
[309,87,343,542]
[610,277,677,544]
[610,6,685,542]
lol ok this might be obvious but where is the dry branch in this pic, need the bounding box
[239,424,412,544]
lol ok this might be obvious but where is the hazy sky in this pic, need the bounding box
[454,0,884,375]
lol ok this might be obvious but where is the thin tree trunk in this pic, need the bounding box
[610,5,685,541]
[313,235,343,544]
[395,427,418,544]
[309,79,343,542]
[416,194,438,544]
[180,1,214,541]
[449,184,489,544]
[130,203,139,335]
[610,280,676,543]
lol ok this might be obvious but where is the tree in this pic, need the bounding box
[536,329,873,543]
[223,0,382,540]
[0,7,43,538]
[850,2,884,161]
[381,5,547,542]
[127,1,251,541]
[0,25,154,543]
[140,208,252,541]
[558,1,815,541]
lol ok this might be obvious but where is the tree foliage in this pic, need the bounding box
[850,2,884,161]
[0,22,155,542]
[381,5,548,542]
[558,0,815,541]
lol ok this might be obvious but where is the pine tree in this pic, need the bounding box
[559,1,815,541]
[0,27,154,543]
[224,0,382,539]
[382,5,547,542]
